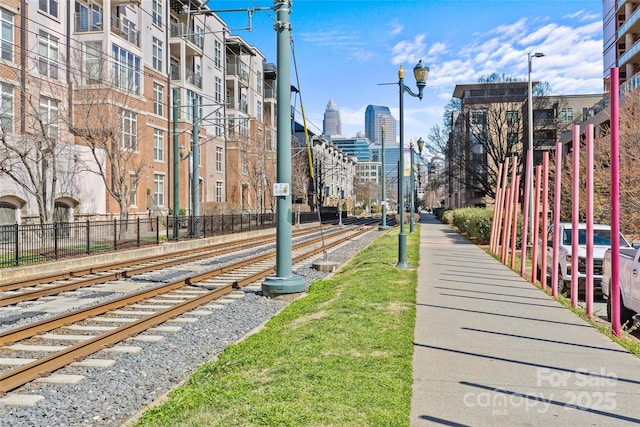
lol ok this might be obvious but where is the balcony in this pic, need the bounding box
[226,61,249,87]
[74,12,103,33]
[186,70,202,89]
[169,21,204,52]
[111,17,140,47]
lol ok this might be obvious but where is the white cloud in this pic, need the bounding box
[391,34,427,65]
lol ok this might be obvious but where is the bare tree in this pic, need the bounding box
[65,47,146,224]
[560,88,640,237]
[0,69,69,226]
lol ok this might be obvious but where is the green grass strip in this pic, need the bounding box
[135,228,419,427]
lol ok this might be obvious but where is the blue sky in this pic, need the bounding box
[215,0,604,150]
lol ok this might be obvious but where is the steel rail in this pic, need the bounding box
[0,224,375,394]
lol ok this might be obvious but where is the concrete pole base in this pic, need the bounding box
[262,273,307,297]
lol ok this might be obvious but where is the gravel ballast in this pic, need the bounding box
[0,227,382,426]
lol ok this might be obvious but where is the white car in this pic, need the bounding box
[539,222,632,296]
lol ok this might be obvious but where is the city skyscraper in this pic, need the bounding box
[323,99,342,136]
[365,105,396,144]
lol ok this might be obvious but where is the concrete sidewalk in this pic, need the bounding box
[411,214,640,426]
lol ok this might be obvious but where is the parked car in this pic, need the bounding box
[537,223,633,296]
[601,245,640,324]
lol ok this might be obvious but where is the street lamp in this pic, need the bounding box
[379,123,389,230]
[409,137,425,233]
[527,52,544,244]
[397,60,429,268]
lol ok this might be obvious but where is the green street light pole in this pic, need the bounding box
[396,61,429,268]
[172,89,179,240]
[379,123,389,230]
[409,139,415,234]
[262,0,306,295]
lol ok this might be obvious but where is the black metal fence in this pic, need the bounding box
[0,211,326,269]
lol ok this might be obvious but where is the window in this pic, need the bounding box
[257,101,262,121]
[75,2,102,32]
[112,44,141,94]
[153,129,164,161]
[152,37,163,72]
[185,90,202,122]
[215,111,223,137]
[471,110,486,126]
[215,77,222,103]
[153,82,163,116]
[506,110,519,126]
[560,108,573,123]
[152,0,162,27]
[154,173,165,206]
[129,174,138,206]
[85,41,102,83]
[40,97,59,139]
[241,151,248,175]
[257,71,262,95]
[214,40,221,68]
[216,181,223,202]
[39,0,58,17]
[0,83,13,133]
[216,146,223,172]
[1,8,13,61]
[121,110,137,150]
[38,31,59,79]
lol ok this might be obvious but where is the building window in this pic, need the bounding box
[121,110,137,151]
[112,44,141,94]
[471,110,487,126]
[185,90,202,122]
[215,77,222,103]
[506,110,519,126]
[152,0,162,27]
[1,8,13,62]
[154,173,165,206]
[40,97,59,139]
[153,82,163,116]
[0,82,13,133]
[85,41,102,84]
[560,108,573,123]
[214,40,221,69]
[38,31,59,79]
[257,71,262,95]
[129,174,138,207]
[216,146,223,172]
[257,101,262,121]
[152,37,163,72]
[75,2,102,32]
[216,181,223,202]
[215,111,223,137]
[39,0,58,18]
[153,129,164,161]
[241,151,248,175]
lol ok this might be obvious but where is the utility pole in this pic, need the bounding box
[262,0,306,295]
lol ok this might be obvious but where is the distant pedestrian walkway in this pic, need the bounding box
[411,214,640,426]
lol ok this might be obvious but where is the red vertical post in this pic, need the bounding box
[531,165,542,284]
[495,158,510,257]
[541,151,550,290]
[502,158,517,264]
[510,174,521,270]
[520,150,533,277]
[611,67,621,336]
[551,140,563,297]
[586,124,594,319]
[501,187,511,264]
[490,162,505,254]
[571,125,580,308]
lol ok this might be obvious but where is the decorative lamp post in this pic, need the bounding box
[409,139,415,233]
[379,123,389,230]
[527,52,544,244]
[397,60,429,268]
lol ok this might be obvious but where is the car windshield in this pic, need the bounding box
[561,229,628,246]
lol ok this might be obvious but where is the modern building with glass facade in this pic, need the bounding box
[365,105,396,144]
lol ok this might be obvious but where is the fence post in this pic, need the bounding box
[137,217,141,247]
[13,223,18,266]
[157,217,160,243]
[54,222,59,260]
[113,219,117,249]
[86,219,90,254]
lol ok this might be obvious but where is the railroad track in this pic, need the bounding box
[0,222,376,395]
[0,222,350,308]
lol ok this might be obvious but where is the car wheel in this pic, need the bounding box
[606,287,636,326]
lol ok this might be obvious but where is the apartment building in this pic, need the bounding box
[0,0,277,225]
[311,136,356,211]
